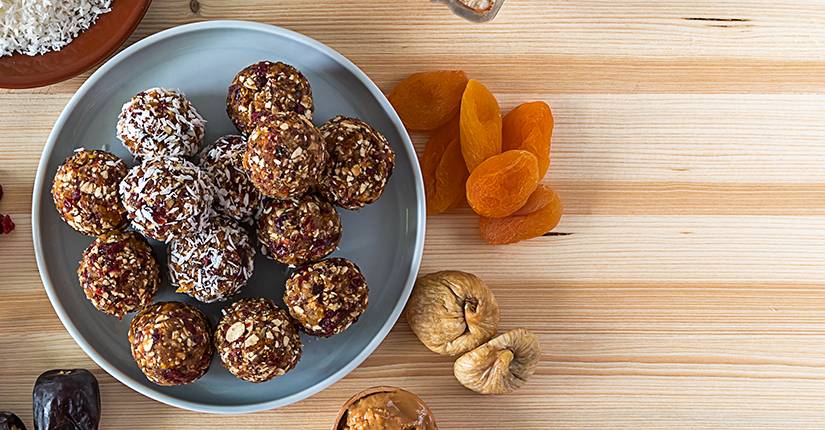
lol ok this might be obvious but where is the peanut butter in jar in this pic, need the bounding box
[334,387,438,430]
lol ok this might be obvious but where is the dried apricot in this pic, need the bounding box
[460,79,502,172]
[502,101,553,178]
[478,184,563,245]
[388,70,468,132]
[465,150,539,218]
[420,116,469,215]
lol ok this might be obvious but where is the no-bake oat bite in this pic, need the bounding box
[117,87,206,159]
[243,111,327,198]
[257,193,341,267]
[77,231,160,319]
[119,156,214,242]
[128,301,214,386]
[51,149,129,236]
[226,61,314,134]
[284,258,369,338]
[198,135,264,223]
[168,216,254,303]
[319,116,395,210]
[215,297,303,383]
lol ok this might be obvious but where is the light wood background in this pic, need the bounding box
[2,0,825,428]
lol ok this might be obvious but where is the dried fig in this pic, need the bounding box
[453,328,541,394]
[405,270,500,355]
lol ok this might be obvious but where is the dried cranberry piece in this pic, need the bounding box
[0,215,13,235]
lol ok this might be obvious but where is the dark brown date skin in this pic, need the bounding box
[0,411,27,430]
[33,369,100,430]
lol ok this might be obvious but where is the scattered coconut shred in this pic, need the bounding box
[0,0,113,57]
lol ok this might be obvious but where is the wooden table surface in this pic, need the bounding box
[3,0,825,428]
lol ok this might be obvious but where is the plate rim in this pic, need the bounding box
[31,19,425,414]
[0,0,153,89]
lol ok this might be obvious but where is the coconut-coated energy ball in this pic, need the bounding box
[257,194,341,267]
[284,258,369,338]
[116,87,206,159]
[198,135,264,223]
[119,156,214,242]
[215,297,303,383]
[243,111,327,199]
[226,61,314,134]
[319,116,395,210]
[77,231,160,319]
[168,217,255,303]
[128,301,214,386]
[51,149,129,236]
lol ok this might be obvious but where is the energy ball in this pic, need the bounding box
[215,297,303,383]
[243,112,327,198]
[119,157,214,243]
[319,116,395,210]
[284,258,369,338]
[198,135,263,223]
[226,61,314,134]
[77,231,160,319]
[51,149,129,236]
[168,217,255,303]
[128,301,214,386]
[117,87,206,159]
[257,194,341,267]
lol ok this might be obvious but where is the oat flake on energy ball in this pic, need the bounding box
[0,0,113,57]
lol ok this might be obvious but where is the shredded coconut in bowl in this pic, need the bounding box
[0,0,113,57]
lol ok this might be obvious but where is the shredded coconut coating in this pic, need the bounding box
[198,135,264,223]
[128,301,214,386]
[0,0,112,57]
[319,116,395,210]
[168,217,255,303]
[119,156,214,243]
[215,297,303,383]
[117,88,206,159]
[51,149,129,236]
[284,258,369,338]
[77,231,160,319]
[226,61,314,134]
[243,111,327,199]
[257,194,341,266]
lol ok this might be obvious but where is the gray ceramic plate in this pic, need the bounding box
[32,21,425,414]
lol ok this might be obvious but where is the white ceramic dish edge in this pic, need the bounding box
[31,20,425,414]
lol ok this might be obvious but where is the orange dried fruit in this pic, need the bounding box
[465,150,539,218]
[460,79,502,172]
[502,101,554,178]
[388,70,469,132]
[478,184,563,245]
[420,116,469,215]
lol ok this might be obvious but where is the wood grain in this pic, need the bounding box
[3,0,825,428]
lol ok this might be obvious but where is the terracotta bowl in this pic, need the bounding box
[0,0,152,89]
[332,386,438,430]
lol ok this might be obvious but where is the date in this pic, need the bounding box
[33,369,100,430]
[0,411,27,430]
